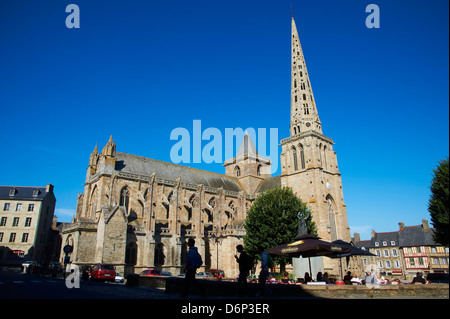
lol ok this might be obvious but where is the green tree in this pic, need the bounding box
[243,187,317,272]
[428,157,449,246]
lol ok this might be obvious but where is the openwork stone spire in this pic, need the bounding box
[290,17,322,137]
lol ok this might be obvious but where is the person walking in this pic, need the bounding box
[257,248,272,298]
[181,238,206,298]
[235,244,252,297]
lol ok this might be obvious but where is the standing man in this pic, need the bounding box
[235,244,252,297]
[258,248,272,298]
[181,238,206,298]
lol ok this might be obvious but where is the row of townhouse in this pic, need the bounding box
[353,219,449,281]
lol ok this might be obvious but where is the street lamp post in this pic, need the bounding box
[210,230,224,275]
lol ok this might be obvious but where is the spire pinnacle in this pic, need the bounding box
[236,131,258,157]
[101,135,116,157]
[223,131,270,166]
[290,17,322,137]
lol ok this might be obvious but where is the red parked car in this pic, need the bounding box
[90,264,116,281]
[140,269,162,277]
[209,269,225,279]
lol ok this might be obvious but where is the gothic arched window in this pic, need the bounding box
[189,194,196,207]
[119,186,129,213]
[65,234,74,247]
[89,186,98,219]
[292,147,298,171]
[137,200,144,219]
[326,195,337,241]
[208,197,216,209]
[235,166,241,177]
[299,144,306,169]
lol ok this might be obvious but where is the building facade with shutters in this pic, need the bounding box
[0,184,56,266]
[354,220,449,281]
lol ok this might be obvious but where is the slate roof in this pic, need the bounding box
[399,225,438,247]
[355,240,372,250]
[372,231,400,247]
[256,175,282,193]
[0,186,49,201]
[114,152,244,193]
[354,225,440,249]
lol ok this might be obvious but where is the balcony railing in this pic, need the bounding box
[127,225,146,235]
[159,227,172,236]
[206,229,246,238]
[183,229,196,237]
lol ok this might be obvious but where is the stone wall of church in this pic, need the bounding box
[281,134,350,242]
[62,131,350,278]
[76,230,96,263]
[63,162,252,278]
[280,133,351,275]
[101,210,128,268]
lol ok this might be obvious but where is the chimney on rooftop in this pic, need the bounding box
[353,233,360,243]
[422,219,429,232]
[399,222,405,231]
[46,184,54,193]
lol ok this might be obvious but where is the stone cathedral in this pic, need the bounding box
[61,18,351,278]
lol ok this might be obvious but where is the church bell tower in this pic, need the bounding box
[280,18,351,253]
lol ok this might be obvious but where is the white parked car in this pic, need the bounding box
[22,261,39,268]
[22,261,41,272]
[195,272,213,279]
[115,273,125,283]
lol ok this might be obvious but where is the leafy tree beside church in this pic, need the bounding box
[428,157,449,247]
[243,187,317,272]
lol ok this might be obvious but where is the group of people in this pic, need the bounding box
[365,271,428,285]
[180,240,272,298]
[364,271,388,285]
[181,241,373,298]
[316,271,331,283]
[183,241,431,298]
[301,271,361,284]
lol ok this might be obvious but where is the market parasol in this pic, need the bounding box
[329,239,376,279]
[266,234,352,276]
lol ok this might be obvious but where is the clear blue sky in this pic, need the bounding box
[1,0,448,240]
